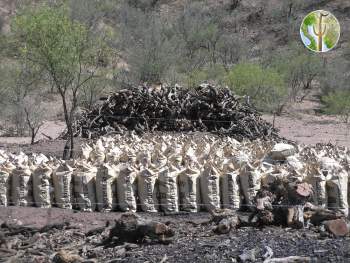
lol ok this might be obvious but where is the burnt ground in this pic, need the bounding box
[0,207,349,263]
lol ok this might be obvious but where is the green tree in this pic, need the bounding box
[12,4,108,158]
[185,64,227,88]
[225,63,287,114]
[322,91,350,123]
[266,43,323,102]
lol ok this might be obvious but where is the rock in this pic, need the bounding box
[270,143,296,160]
[52,250,83,263]
[263,256,311,262]
[238,248,258,262]
[323,219,349,237]
[115,247,126,257]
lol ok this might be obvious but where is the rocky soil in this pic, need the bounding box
[0,207,349,263]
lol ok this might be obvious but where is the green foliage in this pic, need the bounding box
[320,56,350,97]
[266,43,323,102]
[323,91,350,123]
[225,63,287,113]
[11,3,112,156]
[186,65,226,88]
[12,5,94,88]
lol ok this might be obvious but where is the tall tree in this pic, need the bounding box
[12,4,108,158]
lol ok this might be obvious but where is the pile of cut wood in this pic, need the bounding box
[73,84,280,141]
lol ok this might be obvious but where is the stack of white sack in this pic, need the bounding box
[0,133,347,217]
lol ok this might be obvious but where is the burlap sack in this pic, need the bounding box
[168,154,182,170]
[239,163,261,210]
[81,143,93,160]
[178,167,201,212]
[12,152,29,166]
[32,164,52,208]
[200,163,220,211]
[137,151,151,167]
[158,166,179,213]
[220,163,241,210]
[33,153,49,165]
[327,169,349,217]
[12,165,33,207]
[52,163,73,209]
[74,163,97,212]
[96,164,117,212]
[232,151,250,170]
[195,142,210,164]
[117,165,138,212]
[0,163,14,206]
[151,150,167,169]
[305,164,327,208]
[90,140,105,164]
[105,146,122,163]
[137,167,158,212]
[119,150,136,164]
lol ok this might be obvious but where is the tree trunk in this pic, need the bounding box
[31,128,35,145]
[60,92,73,160]
[69,127,74,159]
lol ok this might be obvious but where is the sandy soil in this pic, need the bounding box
[262,114,350,147]
[262,99,350,148]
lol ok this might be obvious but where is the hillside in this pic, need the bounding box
[0,0,350,147]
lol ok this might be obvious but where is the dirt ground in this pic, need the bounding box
[0,100,350,262]
[262,99,350,148]
[0,207,349,263]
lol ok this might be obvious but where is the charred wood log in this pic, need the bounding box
[106,213,175,245]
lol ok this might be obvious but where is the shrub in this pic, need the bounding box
[186,65,227,88]
[322,91,350,123]
[225,62,287,113]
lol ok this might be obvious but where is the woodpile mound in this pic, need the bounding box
[73,84,280,141]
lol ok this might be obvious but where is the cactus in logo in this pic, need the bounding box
[313,11,329,52]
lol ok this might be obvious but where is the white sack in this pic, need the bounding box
[90,139,105,164]
[32,164,52,208]
[117,165,138,212]
[200,163,220,211]
[52,163,73,209]
[178,167,201,212]
[12,165,33,207]
[96,164,117,212]
[74,163,97,212]
[137,168,158,212]
[81,143,93,160]
[305,164,327,208]
[105,146,122,163]
[158,166,179,213]
[239,163,261,210]
[151,150,167,169]
[0,164,13,206]
[220,163,241,210]
[327,169,348,217]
